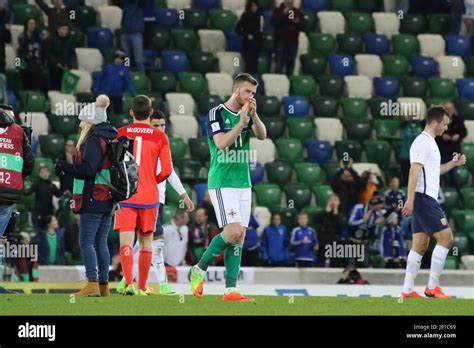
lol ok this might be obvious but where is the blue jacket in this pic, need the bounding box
[348,204,382,243]
[261,224,289,262]
[381,225,405,258]
[243,214,259,250]
[121,0,145,33]
[290,225,318,261]
[143,0,157,20]
[35,228,66,265]
[93,64,137,98]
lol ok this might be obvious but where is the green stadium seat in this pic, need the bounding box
[149,92,164,111]
[287,118,315,142]
[121,93,133,113]
[255,0,273,9]
[183,9,208,30]
[392,34,419,59]
[166,182,192,208]
[258,53,271,75]
[313,95,338,117]
[374,119,400,140]
[197,94,221,114]
[356,0,382,12]
[335,140,362,161]
[318,74,344,97]
[369,96,390,119]
[5,69,22,94]
[441,188,459,213]
[391,139,403,161]
[455,166,471,187]
[363,140,392,169]
[402,77,427,98]
[294,162,322,186]
[12,4,42,25]
[39,134,65,160]
[425,97,448,108]
[289,75,317,98]
[457,100,474,120]
[444,256,458,270]
[171,29,199,55]
[151,29,171,50]
[130,71,150,94]
[209,9,237,31]
[30,157,54,180]
[178,72,207,98]
[303,206,324,229]
[177,160,203,182]
[323,161,341,182]
[330,0,355,13]
[400,14,426,35]
[312,184,334,207]
[256,96,280,118]
[461,188,474,210]
[461,143,474,173]
[69,26,85,48]
[190,52,216,74]
[261,118,286,140]
[15,203,29,230]
[451,209,474,232]
[309,33,336,56]
[150,71,177,95]
[74,6,97,29]
[303,11,317,33]
[20,178,35,210]
[168,136,187,164]
[163,205,177,224]
[50,115,80,137]
[19,90,46,112]
[284,183,313,210]
[262,32,275,53]
[271,207,297,230]
[265,161,293,187]
[453,235,469,255]
[427,14,450,35]
[300,53,327,77]
[102,48,116,64]
[337,33,363,55]
[383,55,410,79]
[428,77,455,99]
[109,113,133,128]
[254,183,282,210]
[345,12,374,35]
[340,97,369,122]
[276,138,304,163]
[188,137,210,163]
[346,121,372,141]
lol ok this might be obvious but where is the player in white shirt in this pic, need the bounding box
[401,107,467,299]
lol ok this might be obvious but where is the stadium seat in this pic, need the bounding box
[302,10,317,33]
[456,79,474,100]
[171,29,198,55]
[453,235,469,255]
[400,14,426,35]
[368,96,390,118]
[465,121,474,142]
[341,97,369,122]
[397,97,426,120]
[437,55,465,82]
[392,34,419,59]
[441,187,459,213]
[190,52,216,74]
[130,71,150,94]
[428,77,455,99]
[272,207,298,230]
[177,159,203,182]
[305,139,333,165]
[194,0,219,10]
[289,75,317,99]
[461,188,474,210]
[167,0,192,9]
[335,140,362,161]
[209,9,237,32]
[170,115,198,145]
[317,11,345,36]
[382,54,410,79]
[97,5,122,31]
[256,96,281,118]
[346,121,372,141]
[206,73,233,100]
[216,51,244,76]
[150,71,177,95]
[363,140,392,169]
[76,48,103,73]
[265,162,293,187]
[352,162,382,177]
[19,90,46,112]
[417,34,445,58]
[329,0,354,12]
[12,4,42,25]
[312,184,334,207]
[260,118,284,143]
[308,33,336,57]
[345,12,374,35]
[372,12,399,38]
[225,31,243,53]
[193,183,208,206]
[355,54,382,79]
[9,24,22,51]
[294,162,322,186]
[5,46,15,70]
[287,118,315,141]
[314,117,343,144]
[178,72,207,98]
[300,53,327,77]
[48,92,76,116]
[452,209,474,232]
[198,30,227,55]
[29,157,55,180]
[261,9,274,32]
[250,162,264,185]
[313,95,338,117]
[85,0,108,10]
[74,5,97,29]
[166,93,195,115]
[427,14,450,35]
[276,138,304,163]
[363,33,390,56]
[402,76,427,98]
[344,75,373,99]
[458,100,474,120]
[455,165,471,188]
[162,205,177,224]
[461,143,474,172]
[183,8,208,30]
[250,138,276,165]
[374,119,400,140]
[221,0,246,13]
[39,134,66,160]
[188,138,210,163]
[166,181,193,208]
[445,35,471,58]
[318,74,344,97]
[283,96,310,118]
[328,54,356,77]
[337,33,363,55]
[162,50,189,74]
[284,184,313,210]
[50,114,80,137]
[262,74,290,100]
[373,76,400,99]
[262,32,275,54]
[302,0,328,12]
[69,69,93,93]
[156,8,180,29]
[109,113,132,128]
[410,56,438,79]
[253,184,282,209]
[356,0,382,12]
[19,112,48,139]
[151,29,171,51]
[197,94,221,115]
[168,136,187,164]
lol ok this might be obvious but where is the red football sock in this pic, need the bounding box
[120,245,134,286]
[138,247,153,291]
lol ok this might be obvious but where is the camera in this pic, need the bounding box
[3,211,21,244]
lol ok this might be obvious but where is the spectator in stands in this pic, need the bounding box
[143,0,157,50]
[186,207,220,266]
[314,194,347,267]
[261,213,289,266]
[360,170,384,204]
[271,0,305,76]
[113,0,145,71]
[44,22,78,91]
[0,3,11,75]
[24,165,61,230]
[330,159,362,216]
[18,18,47,92]
[64,214,81,264]
[447,0,465,34]
[93,50,137,115]
[35,215,66,265]
[291,212,318,268]
[463,0,474,36]
[242,203,260,266]
[400,119,423,186]
[56,139,76,195]
[201,190,218,227]
[236,0,262,75]
[163,209,189,267]
[383,176,405,221]
[381,212,406,269]
[35,0,83,34]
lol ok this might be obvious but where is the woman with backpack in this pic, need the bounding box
[55,95,118,297]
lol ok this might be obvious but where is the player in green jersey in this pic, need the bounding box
[190,73,267,302]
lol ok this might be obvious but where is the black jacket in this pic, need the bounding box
[35,0,84,32]
[435,114,468,163]
[330,168,362,215]
[24,178,61,215]
[236,11,262,50]
[314,210,347,243]
[44,34,77,69]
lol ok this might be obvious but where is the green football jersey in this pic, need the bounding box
[207,104,254,189]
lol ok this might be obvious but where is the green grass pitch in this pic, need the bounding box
[2,295,474,316]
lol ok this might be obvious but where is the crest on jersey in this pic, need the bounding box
[440,218,447,226]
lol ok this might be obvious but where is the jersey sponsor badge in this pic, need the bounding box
[440,218,447,226]
[211,122,220,132]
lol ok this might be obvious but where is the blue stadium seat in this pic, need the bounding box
[410,56,438,78]
[262,10,274,32]
[193,183,208,205]
[373,76,400,99]
[86,27,114,51]
[305,139,333,165]
[302,0,328,12]
[251,74,264,95]
[162,50,189,74]
[328,54,356,76]
[250,162,264,185]
[456,78,474,100]
[156,8,180,29]
[363,34,390,56]
[445,35,471,58]
[144,50,159,71]
[194,0,219,10]
[199,114,208,137]
[6,90,17,111]
[283,96,310,117]
[225,31,243,52]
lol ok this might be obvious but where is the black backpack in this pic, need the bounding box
[99,136,139,202]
